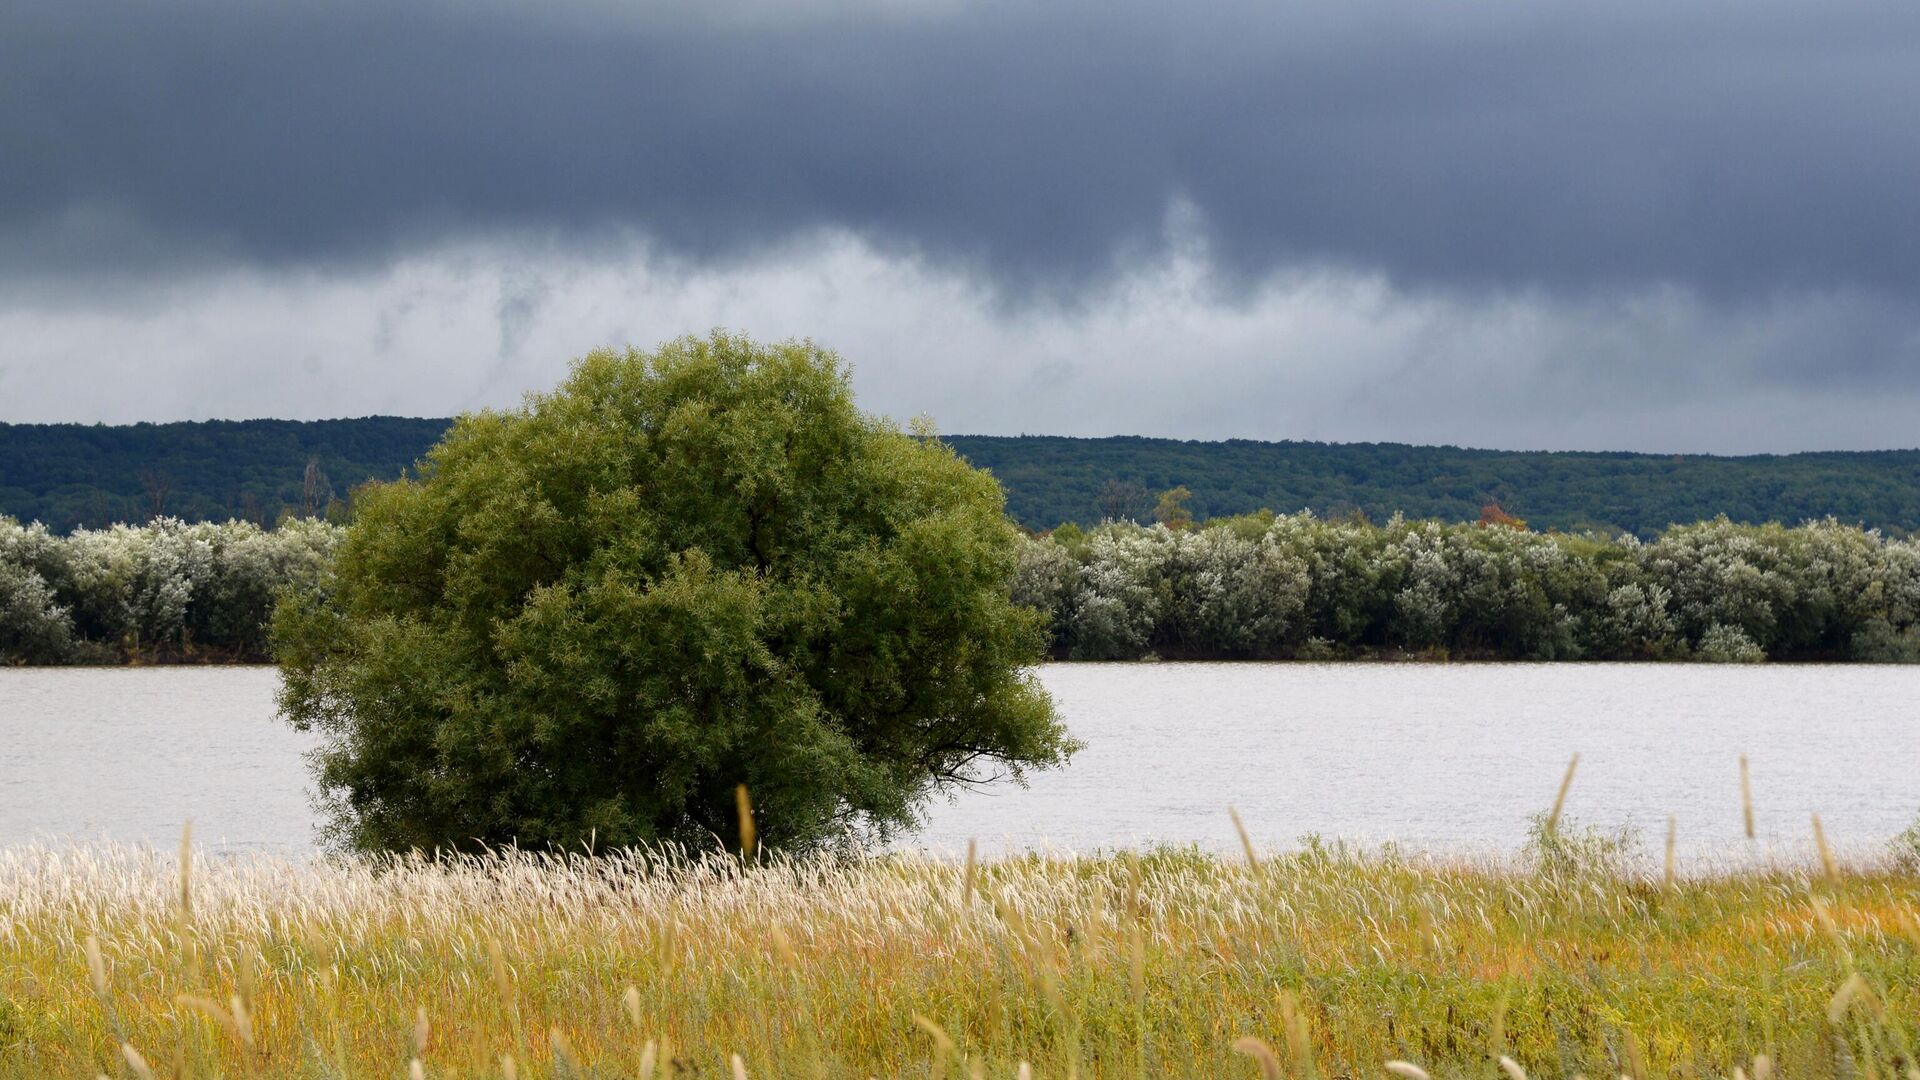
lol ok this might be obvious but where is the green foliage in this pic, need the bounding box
[951,434,1920,537]
[0,516,337,663]
[1153,485,1193,530]
[0,417,445,531]
[1850,617,1920,662]
[0,556,74,663]
[1521,812,1640,879]
[14,505,1920,667]
[1892,815,1920,874]
[1694,623,1767,663]
[272,333,1073,855]
[14,422,1920,539]
[1018,514,1920,662]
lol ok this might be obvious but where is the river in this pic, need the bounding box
[3,663,1915,862]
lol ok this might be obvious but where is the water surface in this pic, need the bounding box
[3,663,1915,860]
[0,667,307,852]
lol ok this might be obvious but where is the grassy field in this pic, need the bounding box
[3,824,1918,1079]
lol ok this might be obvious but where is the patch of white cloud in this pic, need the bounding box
[2,230,1916,454]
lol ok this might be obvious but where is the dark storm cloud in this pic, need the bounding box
[7,0,1920,297]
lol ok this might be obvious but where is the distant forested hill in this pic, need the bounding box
[950,436,1920,537]
[0,418,448,530]
[5,419,1920,536]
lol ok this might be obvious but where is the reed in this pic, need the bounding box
[1663,814,1677,889]
[2,833,1917,1078]
[1741,754,1756,839]
[1815,813,1839,882]
[1545,754,1578,835]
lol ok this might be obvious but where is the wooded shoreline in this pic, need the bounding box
[8,512,1920,665]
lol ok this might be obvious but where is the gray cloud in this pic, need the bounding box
[3,234,1919,453]
[8,0,1920,450]
[7,0,1920,298]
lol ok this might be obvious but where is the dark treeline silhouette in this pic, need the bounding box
[959,436,1920,538]
[0,417,448,530]
[7,419,1920,536]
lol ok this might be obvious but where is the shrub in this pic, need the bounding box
[1891,815,1920,873]
[0,557,74,663]
[1521,812,1640,879]
[1066,525,1169,659]
[1695,623,1767,663]
[0,515,337,662]
[1012,515,1920,662]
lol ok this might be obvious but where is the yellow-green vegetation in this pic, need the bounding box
[3,834,1917,1079]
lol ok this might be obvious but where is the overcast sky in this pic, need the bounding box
[4,0,1919,452]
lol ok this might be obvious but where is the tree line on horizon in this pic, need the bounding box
[8,418,1920,537]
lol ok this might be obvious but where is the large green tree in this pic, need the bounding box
[273,333,1073,853]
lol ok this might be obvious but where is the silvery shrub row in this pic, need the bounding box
[8,511,1917,664]
[1014,515,1920,662]
[0,517,340,662]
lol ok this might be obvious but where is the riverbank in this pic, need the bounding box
[3,840,1915,1077]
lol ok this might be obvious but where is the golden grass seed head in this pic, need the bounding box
[229,993,254,1046]
[1229,806,1259,867]
[1232,1036,1283,1080]
[913,1013,957,1059]
[735,785,756,860]
[1740,755,1755,840]
[1546,754,1579,835]
[178,994,250,1049]
[83,933,108,998]
[121,1043,156,1080]
[1813,814,1838,882]
[1829,972,1866,1023]
[177,822,193,921]
[1663,816,1677,889]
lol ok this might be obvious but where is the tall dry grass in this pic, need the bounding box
[2,830,1918,1078]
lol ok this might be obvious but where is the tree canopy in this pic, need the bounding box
[271,334,1072,854]
[12,421,1920,539]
